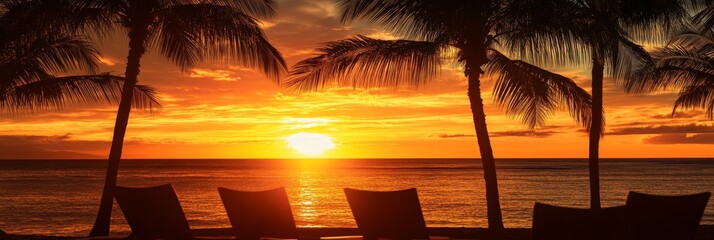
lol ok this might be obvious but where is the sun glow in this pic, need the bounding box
[286,133,336,156]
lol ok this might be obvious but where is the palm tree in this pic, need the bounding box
[0,1,158,114]
[628,4,714,119]
[509,0,693,209]
[30,0,287,235]
[286,0,595,229]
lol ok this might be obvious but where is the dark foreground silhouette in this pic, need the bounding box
[5,227,714,240]
[2,186,710,240]
[532,192,710,240]
[218,187,303,240]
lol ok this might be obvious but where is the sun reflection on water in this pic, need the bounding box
[294,162,325,227]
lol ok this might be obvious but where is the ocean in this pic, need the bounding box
[0,158,713,236]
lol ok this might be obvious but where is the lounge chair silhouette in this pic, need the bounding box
[623,191,710,240]
[344,188,447,240]
[532,202,626,240]
[114,184,232,240]
[218,187,310,240]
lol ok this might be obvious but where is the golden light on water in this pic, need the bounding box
[286,133,336,156]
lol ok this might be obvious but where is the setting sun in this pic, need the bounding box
[286,133,336,156]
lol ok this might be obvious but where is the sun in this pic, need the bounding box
[286,133,336,156]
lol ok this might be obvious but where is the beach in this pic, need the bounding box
[3,227,714,240]
[1,158,713,237]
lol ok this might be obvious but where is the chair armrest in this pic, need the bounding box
[78,235,130,240]
[429,236,450,240]
[298,236,322,240]
[321,236,363,240]
[193,236,237,240]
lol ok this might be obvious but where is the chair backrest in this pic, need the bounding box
[532,203,594,240]
[114,184,193,240]
[532,203,627,240]
[597,205,628,240]
[218,187,299,240]
[625,191,711,240]
[344,188,429,240]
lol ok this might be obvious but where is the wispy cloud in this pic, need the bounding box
[0,134,104,159]
[651,110,705,119]
[644,133,714,144]
[436,130,558,138]
[435,133,474,138]
[189,68,241,81]
[609,123,714,135]
[98,56,117,66]
[491,131,558,138]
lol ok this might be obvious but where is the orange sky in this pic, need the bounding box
[1,0,713,159]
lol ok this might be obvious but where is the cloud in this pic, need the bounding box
[0,134,104,159]
[257,20,277,29]
[282,117,331,129]
[436,130,558,138]
[491,131,558,138]
[436,133,474,138]
[367,30,399,40]
[643,133,714,144]
[651,110,705,119]
[189,68,241,81]
[608,123,714,135]
[98,57,117,66]
[0,145,98,159]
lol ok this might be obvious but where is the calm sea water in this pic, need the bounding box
[0,159,713,236]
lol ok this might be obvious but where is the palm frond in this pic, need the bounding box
[619,0,691,43]
[337,0,463,41]
[131,84,161,112]
[692,1,714,32]
[1,35,100,86]
[502,0,685,72]
[628,31,714,120]
[0,0,115,38]
[673,81,714,119]
[628,33,714,93]
[0,73,161,113]
[285,35,443,92]
[499,0,595,68]
[680,0,713,13]
[203,0,276,20]
[485,50,596,130]
[612,36,654,81]
[153,3,286,81]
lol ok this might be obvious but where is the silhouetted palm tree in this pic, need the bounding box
[287,0,595,229]
[0,1,158,112]
[32,0,287,235]
[629,4,714,119]
[510,0,693,209]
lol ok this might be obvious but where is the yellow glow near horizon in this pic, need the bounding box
[286,133,336,156]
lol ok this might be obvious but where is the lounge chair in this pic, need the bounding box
[344,188,446,240]
[531,202,626,240]
[623,191,711,240]
[114,184,233,240]
[218,187,309,240]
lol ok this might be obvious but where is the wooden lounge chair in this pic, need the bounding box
[531,202,626,240]
[114,184,233,240]
[344,188,446,240]
[218,187,312,240]
[623,191,711,240]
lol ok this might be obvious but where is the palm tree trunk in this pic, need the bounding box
[89,27,148,236]
[589,50,604,210]
[465,54,504,230]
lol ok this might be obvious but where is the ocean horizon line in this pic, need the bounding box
[1,157,714,161]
